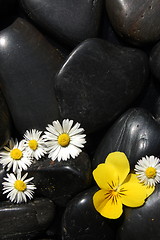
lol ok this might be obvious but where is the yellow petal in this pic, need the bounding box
[120,174,153,207]
[105,152,130,185]
[93,189,123,219]
[146,186,155,197]
[93,163,119,189]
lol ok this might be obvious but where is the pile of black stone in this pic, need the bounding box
[0,0,160,239]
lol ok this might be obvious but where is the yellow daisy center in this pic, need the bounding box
[14,180,27,191]
[145,167,156,178]
[58,133,70,147]
[10,149,23,160]
[28,139,38,150]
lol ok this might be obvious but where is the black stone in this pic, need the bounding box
[55,38,148,134]
[26,152,92,207]
[150,40,160,81]
[99,8,125,46]
[134,78,160,116]
[105,0,160,45]
[0,198,55,240]
[0,89,11,148]
[0,164,5,200]
[46,206,65,240]
[0,17,64,134]
[117,184,160,240]
[20,0,103,47]
[93,108,160,170]
[154,96,160,123]
[62,187,117,240]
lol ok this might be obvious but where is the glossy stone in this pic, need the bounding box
[62,187,117,240]
[117,184,160,240]
[150,40,160,81]
[46,206,65,239]
[0,89,11,148]
[105,0,160,45]
[93,108,160,170]
[154,96,160,123]
[26,153,92,207]
[0,164,5,200]
[0,17,64,134]
[20,0,103,47]
[0,198,55,240]
[135,78,160,116]
[55,38,148,134]
[99,8,124,46]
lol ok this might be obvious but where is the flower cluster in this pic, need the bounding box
[93,152,160,219]
[0,119,86,203]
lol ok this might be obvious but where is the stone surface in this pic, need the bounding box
[62,187,117,240]
[0,164,5,200]
[0,90,11,148]
[93,108,160,170]
[135,78,160,116]
[55,38,148,134]
[20,0,103,47]
[46,206,65,240]
[117,184,160,240]
[0,17,64,134]
[105,0,160,45]
[0,198,55,240]
[99,8,124,46]
[154,96,160,123]
[150,40,160,81]
[26,152,92,207]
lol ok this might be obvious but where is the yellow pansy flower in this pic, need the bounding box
[93,152,155,219]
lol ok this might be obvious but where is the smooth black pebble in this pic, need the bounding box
[55,38,148,134]
[105,0,160,45]
[26,153,92,207]
[93,108,160,170]
[62,187,117,240]
[117,184,160,240]
[0,18,64,134]
[20,0,103,47]
[0,198,55,240]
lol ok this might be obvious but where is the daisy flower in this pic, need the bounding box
[0,138,32,173]
[44,119,86,161]
[134,155,160,186]
[2,171,36,203]
[23,129,47,160]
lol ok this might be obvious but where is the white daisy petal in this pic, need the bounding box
[2,172,36,203]
[69,128,84,136]
[4,146,11,151]
[68,123,80,135]
[70,136,86,148]
[45,125,59,136]
[48,146,61,161]
[18,140,25,151]
[134,155,160,186]
[0,138,33,174]
[62,119,73,133]
[23,129,47,160]
[44,119,86,162]
[53,120,63,134]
